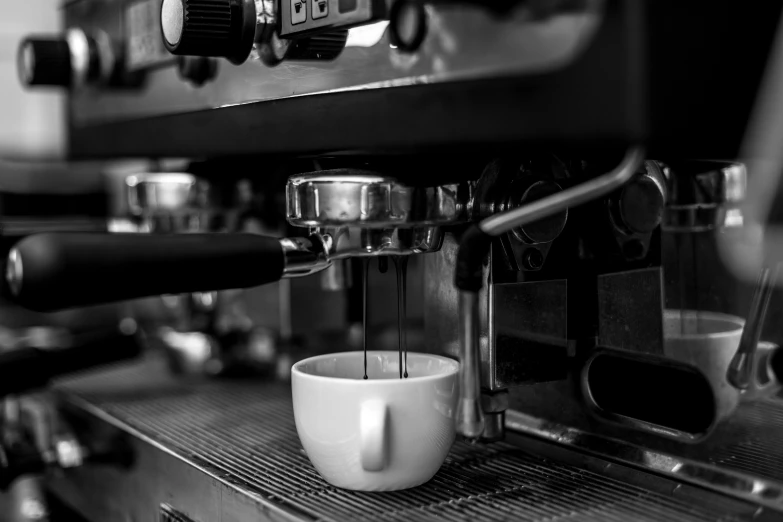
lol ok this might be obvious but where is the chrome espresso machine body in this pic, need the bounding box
[5,0,783,521]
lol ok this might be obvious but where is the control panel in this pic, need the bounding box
[13,0,773,163]
[280,0,387,38]
[39,0,603,130]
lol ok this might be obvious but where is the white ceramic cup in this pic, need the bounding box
[664,310,779,423]
[664,310,745,424]
[291,351,459,491]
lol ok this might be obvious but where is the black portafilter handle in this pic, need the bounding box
[0,324,142,398]
[7,233,288,312]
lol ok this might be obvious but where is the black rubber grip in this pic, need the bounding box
[9,233,285,312]
[0,326,142,398]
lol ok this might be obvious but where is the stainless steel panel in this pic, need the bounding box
[65,0,604,125]
[597,267,665,355]
[48,357,775,521]
[494,280,568,388]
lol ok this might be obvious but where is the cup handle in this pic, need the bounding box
[360,400,388,472]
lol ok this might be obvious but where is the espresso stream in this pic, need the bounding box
[362,257,409,380]
[363,258,369,380]
[394,256,409,379]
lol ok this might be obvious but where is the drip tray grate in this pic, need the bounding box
[57,359,760,522]
[706,391,783,482]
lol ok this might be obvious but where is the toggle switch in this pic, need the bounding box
[312,0,329,20]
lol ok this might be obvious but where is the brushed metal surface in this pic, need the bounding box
[47,356,774,521]
[286,172,465,228]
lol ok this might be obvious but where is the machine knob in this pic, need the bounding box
[618,175,665,234]
[508,180,568,244]
[17,37,72,87]
[17,29,114,89]
[612,162,666,235]
[161,0,257,65]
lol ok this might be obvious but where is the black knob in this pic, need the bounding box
[17,37,72,87]
[161,0,256,65]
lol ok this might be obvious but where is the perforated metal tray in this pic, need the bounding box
[51,358,772,522]
[707,393,783,481]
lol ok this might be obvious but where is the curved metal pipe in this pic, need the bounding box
[478,147,645,237]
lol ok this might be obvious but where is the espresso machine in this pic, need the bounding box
[4,0,783,520]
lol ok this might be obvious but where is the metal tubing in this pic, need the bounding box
[457,291,484,440]
[479,147,645,237]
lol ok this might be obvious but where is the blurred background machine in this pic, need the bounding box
[2,0,783,521]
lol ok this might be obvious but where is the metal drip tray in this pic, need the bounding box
[49,358,771,522]
[705,393,783,481]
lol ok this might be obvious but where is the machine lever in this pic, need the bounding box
[6,233,292,312]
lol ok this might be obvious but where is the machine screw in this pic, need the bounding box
[522,249,545,270]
